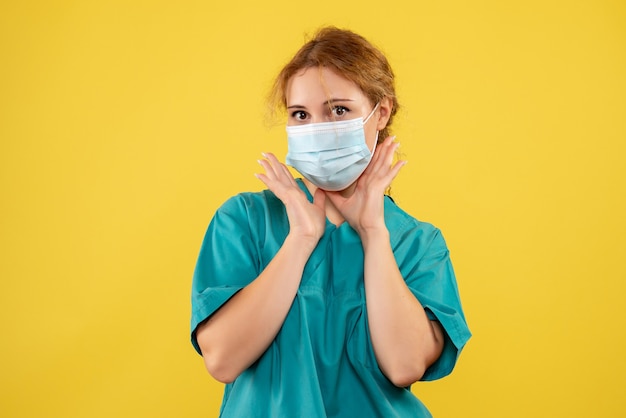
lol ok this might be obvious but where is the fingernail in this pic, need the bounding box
[261,152,268,158]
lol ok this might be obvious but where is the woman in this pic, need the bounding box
[190,27,471,417]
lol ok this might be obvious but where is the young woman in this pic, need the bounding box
[190,27,471,417]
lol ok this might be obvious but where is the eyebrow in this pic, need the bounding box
[287,98,355,109]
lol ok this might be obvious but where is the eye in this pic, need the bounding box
[291,110,307,121]
[332,106,349,117]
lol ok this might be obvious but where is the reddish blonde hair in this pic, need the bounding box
[269,27,399,142]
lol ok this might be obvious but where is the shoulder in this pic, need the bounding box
[209,189,289,241]
[217,189,284,219]
[384,196,442,247]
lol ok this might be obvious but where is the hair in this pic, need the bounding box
[268,27,399,143]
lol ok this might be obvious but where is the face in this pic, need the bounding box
[285,66,389,152]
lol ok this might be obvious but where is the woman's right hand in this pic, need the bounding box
[255,152,327,248]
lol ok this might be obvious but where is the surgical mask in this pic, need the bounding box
[285,103,379,191]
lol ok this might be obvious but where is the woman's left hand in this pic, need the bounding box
[325,136,406,236]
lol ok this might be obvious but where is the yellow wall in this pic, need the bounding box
[1,1,625,417]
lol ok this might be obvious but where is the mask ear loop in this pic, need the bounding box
[364,103,381,154]
[369,131,380,154]
[363,102,381,125]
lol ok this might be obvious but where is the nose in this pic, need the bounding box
[310,112,340,124]
[308,112,326,124]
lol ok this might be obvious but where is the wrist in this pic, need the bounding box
[358,226,390,249]
[284,232,320,255]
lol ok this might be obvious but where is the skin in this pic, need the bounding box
[196,66,444,387]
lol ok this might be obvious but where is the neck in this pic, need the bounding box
[302,179,356,226]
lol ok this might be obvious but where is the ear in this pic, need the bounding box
[375,96,393,131]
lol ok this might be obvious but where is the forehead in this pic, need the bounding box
[286,66,366,105]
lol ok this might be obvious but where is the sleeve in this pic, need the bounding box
[189,195,261,355]
[394,223,472,381]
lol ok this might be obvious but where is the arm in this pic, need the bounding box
[196,152,326,383]
[325,136,444,387]
[361,228,444,387]
[196,233,316,383]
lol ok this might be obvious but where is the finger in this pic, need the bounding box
[279,163,298,186]
[256,167,295,201]
[384,141,400,167]
[262,152,283,171]
[259,152,281,176]
[369,137,398,174]
[386,159,407,182]
[369,136,391,166]
[367,147,404,191]
[361,136,393,179]
[377,136,397,163]
[254,172,271,187]
[257,157,278,179]
[263,152,296,184]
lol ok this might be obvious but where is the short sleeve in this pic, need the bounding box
[393,221,471,381]
[189,195,261,355]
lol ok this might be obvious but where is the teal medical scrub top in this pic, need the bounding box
[191,179,471,417]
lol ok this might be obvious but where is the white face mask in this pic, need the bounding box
[285,103,379,191]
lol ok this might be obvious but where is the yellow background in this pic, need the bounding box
[1,1,625,417]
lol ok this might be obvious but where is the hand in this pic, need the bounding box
[255,152,327,246]
[325,136,406,236]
